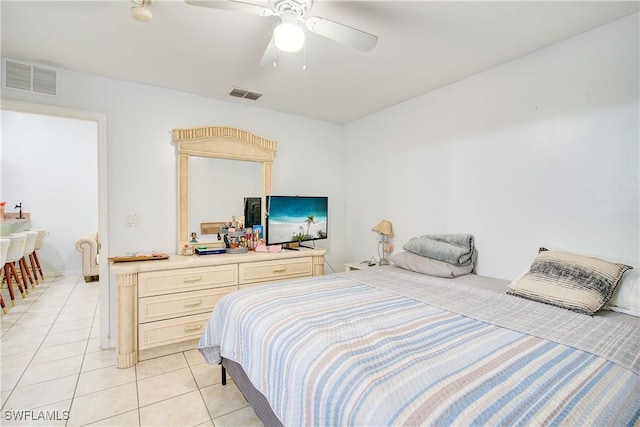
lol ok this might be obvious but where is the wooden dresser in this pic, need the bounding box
[111,248,326,368]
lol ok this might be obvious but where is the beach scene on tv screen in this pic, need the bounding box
[268,197,327,244]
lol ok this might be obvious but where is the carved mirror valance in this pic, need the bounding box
[172,126,277,253]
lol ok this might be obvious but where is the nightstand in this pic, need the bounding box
[344,261,376,271]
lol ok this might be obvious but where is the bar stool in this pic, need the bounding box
[4,233,27,305]
[29,229,48,281]
[22,230,39,286]
[0,239,10,314]
[13,231,37,290]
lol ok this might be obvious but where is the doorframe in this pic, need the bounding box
[1,99,110,349]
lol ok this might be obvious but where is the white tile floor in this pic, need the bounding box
[1,273,263,426]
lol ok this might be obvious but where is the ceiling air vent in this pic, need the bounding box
[229,87,262,101]
[2,58,58,96]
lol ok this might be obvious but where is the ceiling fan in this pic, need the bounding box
[184,0,378,65]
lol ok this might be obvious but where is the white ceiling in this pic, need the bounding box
[1,1,638,123]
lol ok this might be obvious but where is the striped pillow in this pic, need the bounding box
[507,248,632,315]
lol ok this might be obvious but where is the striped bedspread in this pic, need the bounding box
[198,268,640,426]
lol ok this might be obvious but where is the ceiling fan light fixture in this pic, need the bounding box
[274,18,305,52]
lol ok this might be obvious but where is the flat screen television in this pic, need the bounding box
[266,196,328,247]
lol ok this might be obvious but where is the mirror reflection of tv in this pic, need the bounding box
[244,197,262,228]
[266,196,328,247]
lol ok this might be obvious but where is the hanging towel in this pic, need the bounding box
[403,234,477,267]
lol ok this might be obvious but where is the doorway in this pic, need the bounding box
[1,100,109,349]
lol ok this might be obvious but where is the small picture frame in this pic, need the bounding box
[253,224,264,240]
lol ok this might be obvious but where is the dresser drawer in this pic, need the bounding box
[138,312,211,350]
[239,257,313,285]
[138,286,236,324]
[138,265,238,297]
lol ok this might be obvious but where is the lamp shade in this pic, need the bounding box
[130,4,152,22]
[372,220,393,237]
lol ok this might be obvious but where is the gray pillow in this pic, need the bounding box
[391,251,474,278]
[403,234,476,267]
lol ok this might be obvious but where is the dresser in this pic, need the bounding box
[111,248,326,368]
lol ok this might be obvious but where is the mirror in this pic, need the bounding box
[189,156,262,242]
[172,126,277,254]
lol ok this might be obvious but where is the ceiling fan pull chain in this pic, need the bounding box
[272,42,278,68]
[302,43,307,71]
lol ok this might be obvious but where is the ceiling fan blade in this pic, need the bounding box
[184,0,275,17]
[259,37,277,67]
[304,16,377,52]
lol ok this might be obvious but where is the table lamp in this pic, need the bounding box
[372,220,393,265]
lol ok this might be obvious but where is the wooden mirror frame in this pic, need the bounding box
[172,126,277,254]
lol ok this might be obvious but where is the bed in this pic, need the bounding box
[198,260,639,426]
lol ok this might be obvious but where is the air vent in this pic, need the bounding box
[2,58,58,96]
[229,87,262,101]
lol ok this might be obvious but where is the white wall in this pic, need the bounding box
[344,13,639,280]
[1,111,98,274]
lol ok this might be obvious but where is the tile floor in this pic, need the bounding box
[1,273,263,426]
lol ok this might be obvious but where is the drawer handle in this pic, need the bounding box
[183,299,203,308]
[183,276,202,283]
[272,267,287,273]
[184,324,203,332]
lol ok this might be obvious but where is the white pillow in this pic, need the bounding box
[604,270,639,317]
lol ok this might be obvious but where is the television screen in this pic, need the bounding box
[266,196,328,246]
[244,197,262,228]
